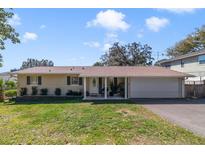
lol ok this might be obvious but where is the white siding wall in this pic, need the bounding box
[169,56,205,78]
[17,74,83,96]
[128,77,183,98]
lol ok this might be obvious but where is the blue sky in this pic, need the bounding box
[1,8,205,72]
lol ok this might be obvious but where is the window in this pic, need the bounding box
[67,76,71,85]
[79,77,83,85]
[198,55,205,64]
[71,77,79,85]
[67,76,83,85]
[165,64,171,68]
[27,76,42,85]
[92,78,96,87]
[181,60,184,68]
[30,76,38,85]
[27,76,30,85]
[38,76,42,85]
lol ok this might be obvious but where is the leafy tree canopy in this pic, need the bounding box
[0,9,20,66]
[20,58,54,69]
[167,25,205,57]
[5,80,16,89]
[94,42,154,66]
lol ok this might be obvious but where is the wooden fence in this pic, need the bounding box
[185,81,205,98]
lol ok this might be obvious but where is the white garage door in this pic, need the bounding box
[129,77,181,98]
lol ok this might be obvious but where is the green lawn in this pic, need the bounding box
[0,99,205,145]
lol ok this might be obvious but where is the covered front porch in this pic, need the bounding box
[83,77,128,100]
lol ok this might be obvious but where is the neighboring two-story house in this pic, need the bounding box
[158,50,205,82]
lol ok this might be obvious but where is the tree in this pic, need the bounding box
[0,79,4,101]
[20,58,54,69]
[100,43,129,66]
[167,25,205,57]
[0,9,20,66]
[128,42,153,65]
[93,61,104,66]
[94,42,154,66]
[5,80,16,89]
[154,59,168,66]
[0,79,4,91]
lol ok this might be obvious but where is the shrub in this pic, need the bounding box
[5,80,16,90]
[32,87,38,95]
[55,88,61,95]
[40,88,48,95]
[0,79,4,90]
[66,90,73,96]
[5,89,17,98]
[20,88,27,96]
[66,90,82,96]
[109,91,113,96]
[72,91,82,96]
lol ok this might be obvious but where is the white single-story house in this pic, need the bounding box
[14,66,193,99]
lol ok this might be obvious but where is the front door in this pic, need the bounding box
[99,77,102,94]
[89,77,99,94]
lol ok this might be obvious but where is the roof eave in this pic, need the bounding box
[15,72,81,75]
[79,75,192,78]
[159,50,205,64]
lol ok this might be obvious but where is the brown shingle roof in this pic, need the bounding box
[14,66,87,74]
[14,66,193,78]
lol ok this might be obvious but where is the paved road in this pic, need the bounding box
[133,98,205,137]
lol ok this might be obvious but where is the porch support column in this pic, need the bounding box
[83,77,86,99]
[181,78,185,98]
[124,77,128,99]
[104,77,107,99]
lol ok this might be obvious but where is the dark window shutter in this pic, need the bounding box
[27,76,30,85]
[38,76,42,85]
[79,77,83,85]
[114,78,117,86]
[67,76,70,85]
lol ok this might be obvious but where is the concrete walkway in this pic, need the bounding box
[133,98,205,137]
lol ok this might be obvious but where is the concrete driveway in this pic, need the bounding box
[132,98,205,137]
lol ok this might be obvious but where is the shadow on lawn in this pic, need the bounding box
[4,98,205,105]
[89,98,205,105]
[7,97,136,105]
[131,98,205,105]
[7,97,83,105]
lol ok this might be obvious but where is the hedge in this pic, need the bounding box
[5,89,17,98]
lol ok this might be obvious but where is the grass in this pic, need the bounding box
[0,99,205,144]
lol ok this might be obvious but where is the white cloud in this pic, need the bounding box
[159,8,196,14]
[106,33,118,40]
[106,32,118,39]
[8,14,21,26]
[23,32,38,42]
[105,32,118,42]
[40,25,46,29]
[145,16,169,32]
[103,43,112,51]
[102,32,120,52]
[83,41,100,48]
[86,9,130,31]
